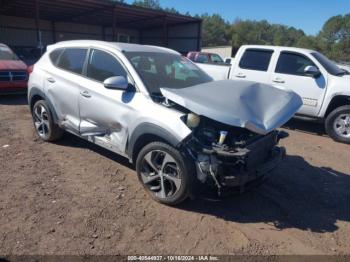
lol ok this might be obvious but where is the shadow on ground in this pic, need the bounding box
[178,154,350,234]
[283,118,327,137]
[54,132,133,169]
[54,132,350,234]
[0,94,27,106]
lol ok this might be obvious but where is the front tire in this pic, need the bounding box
[325,105,350,144]
[135,142,194,205]
[32,100,63,142]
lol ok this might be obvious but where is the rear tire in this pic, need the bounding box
[32,100,63,142]
[325,105,350,144]
[135,141,195,205]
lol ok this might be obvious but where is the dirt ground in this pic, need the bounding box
[1,94,350,256]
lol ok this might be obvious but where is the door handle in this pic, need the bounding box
[46,77,55,83]
[235,73,246,78]
[80,90,91,98]
[272,78,285,83]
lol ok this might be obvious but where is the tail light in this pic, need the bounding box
[27,65,34,75]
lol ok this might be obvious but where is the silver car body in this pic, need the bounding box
[29,41,194,159]
[28,40,301,171]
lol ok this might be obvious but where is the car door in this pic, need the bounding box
[270,51,327,116]
[45,48,88,133]
[78,48,135,155]
[232,48,274,83]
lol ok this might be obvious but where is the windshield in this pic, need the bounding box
[124,52,213,95]
[311,52,345,76]
[0,46,19,61]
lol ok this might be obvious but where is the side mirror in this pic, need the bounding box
[304,66,321,78]
[103,76,128,90]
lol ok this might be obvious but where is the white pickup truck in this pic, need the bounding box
[196,45,350,143]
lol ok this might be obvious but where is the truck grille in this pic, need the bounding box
[0,71,28,82]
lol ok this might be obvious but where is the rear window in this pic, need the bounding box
[49,49,63,65]
[0,45,18,61]
[239,49,273,71]
[56,48,87,74]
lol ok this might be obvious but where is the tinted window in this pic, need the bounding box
[239,49,273,71]
[311,52,344,76]
[86,49,127,82]
[49,49,63,65]
[211,54,223,63]
[196,54,209,63]
[276,52,316,76]
[57,48,87,74]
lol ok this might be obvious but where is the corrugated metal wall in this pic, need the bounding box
[0,15,200,54]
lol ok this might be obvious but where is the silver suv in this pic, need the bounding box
[28,40,302,205]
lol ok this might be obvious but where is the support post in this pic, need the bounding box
[112,6,117,41]
[51,21,56,43]
[34,0,43,54]
[102,26,106,41]
[162,16,168,47]
[197,21,202,51]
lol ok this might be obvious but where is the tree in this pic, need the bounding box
[318,14,350,61]
[132,0,161,9]
[200,14,230,47]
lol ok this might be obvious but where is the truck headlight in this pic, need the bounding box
[186,113,200,128]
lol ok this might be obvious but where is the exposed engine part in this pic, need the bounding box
[183,116,287,195]
[218,130,228,145]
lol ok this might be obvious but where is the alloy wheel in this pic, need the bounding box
[33,104,50,138]
[140,150,182,199]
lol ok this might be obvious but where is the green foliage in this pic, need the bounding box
[199,14,230,47]
[132,0,161,9]
[128,0,350,61]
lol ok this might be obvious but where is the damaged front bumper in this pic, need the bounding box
[219,146,285,188]
[185,130,287,195]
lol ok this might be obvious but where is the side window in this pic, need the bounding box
[49,49,63,65]
[196,54,209,63]
[276,52,317,76]
[239,49,273,71]
[211,54,223,63]
[56,48,87,74]
[87,49,127,82]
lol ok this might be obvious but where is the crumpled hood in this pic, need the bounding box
[160,80,303,135]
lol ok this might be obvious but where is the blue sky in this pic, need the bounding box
[125,0,350,35]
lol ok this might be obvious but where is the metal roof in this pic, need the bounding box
[0,0,201,29]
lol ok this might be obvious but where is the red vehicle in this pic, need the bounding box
[0,43,28,94]
[187,51,225,64]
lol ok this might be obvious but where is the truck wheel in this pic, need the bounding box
[32,100,63,142]
[325,105,350,144]
[135,142,195,205]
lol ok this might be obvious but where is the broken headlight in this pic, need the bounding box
[185,113,200,128]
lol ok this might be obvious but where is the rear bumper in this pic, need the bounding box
[221,146,286,187]
[0,82,27,94]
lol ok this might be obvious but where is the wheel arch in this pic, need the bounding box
[127,123,182,164]
[28,87,59,123]
[325,95,350,118]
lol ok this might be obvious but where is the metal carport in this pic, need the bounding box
[0,0,202,56]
